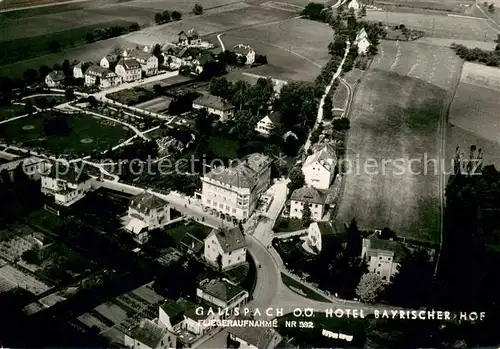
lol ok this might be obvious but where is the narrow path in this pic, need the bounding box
[304,41,351,153]
[217,34,226,51]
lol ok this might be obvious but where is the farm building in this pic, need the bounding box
[45,71,65,87]
[178,29,201,46]
[233,44,256,65]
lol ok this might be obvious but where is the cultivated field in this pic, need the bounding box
[364,11,498,41]
[448,62,500,168]
[373,0,475,13]
[337,41,462,242]
[331,82,348,109]
[0,264,52,295]
[0,113,131,154]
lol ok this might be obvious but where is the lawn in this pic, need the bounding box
[107,88,157,106]
[0,20,134,66]
[0,112,131,155]
[0,104,25,121]
[274,217,307,233]
[281,272,331,302]
[163,221,212,245]
[207,136,239,159]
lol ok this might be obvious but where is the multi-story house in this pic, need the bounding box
[73,61,92,79]
[40,165,93,206]
[232,44,255,65]
[348,0,360,10]
[289,186,327,221]
[84,66,122,88]
[178,29,201,46]
[124,318,177,349]
[355,28,371,54]
[0,156,49,182]
[100,54,120,69]
[361,232,409,283]
[197,278,248,316]
[128,50,159,76]
[227,323,282,349]
[204,227,247,270]
[200,153,272,221]
[192,94,235,120]
[306,221,335,253]
[115,58,142,82]
[302,143,337,190]
[45,71,65,87]
[255,111,280,136]
[124,192,171,244]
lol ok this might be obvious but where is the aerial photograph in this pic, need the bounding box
[0,0,499,347]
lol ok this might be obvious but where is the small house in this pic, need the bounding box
[45,71,65,87]
[233,44,255,65]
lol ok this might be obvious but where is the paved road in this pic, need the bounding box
[304,41,351,153]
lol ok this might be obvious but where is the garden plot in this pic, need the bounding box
[448,62,500,157]
[365,11,497,41]
[135,97,172,113]
[0,265,52,295]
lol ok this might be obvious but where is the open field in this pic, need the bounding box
[0,113,131,154]
[373,0,475,13]
[337,41,462,242]
[415,37,496,49]
[448,62,500,167]
[365,11,497,41]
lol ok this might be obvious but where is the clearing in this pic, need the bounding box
[0,112,131,154]
[336,41,462,243]
[364,11,497,41]
[448,62,500,168]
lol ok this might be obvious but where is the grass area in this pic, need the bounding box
[281,273,331,302]
[0,3,85,19]
[274,217,307,233]
[107,88,157,106]
[225,263,249,283]
[164,221,212,245]
[207,136,239,159]
[26,94,68,106]
[0,104,26,121]
[0,20,133,66]
[25,209,63,232]
[0,112,131,155]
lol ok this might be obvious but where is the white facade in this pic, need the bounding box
[233,45,255,65]
[348,0,360,10]
[200,154,272,221]
[289,200,324,221]
[307,222,322,252]
[84,68,122,89]
[357,37,371,54]
[302,145,337,190]
[73,65,84,79]
[45,72,64,87]
[196,279,249,313]
[41,172,93,207]
[0,157,49,182]
[361,237,403,283]
[129,52,159,76]
[100,56,118,69]
[255,115,274,136]
[115,59,142,82]
[192,103,233,120]
[204,231,247,270]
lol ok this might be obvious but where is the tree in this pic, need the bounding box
[24,99,35,115]
[322,95,333,120]
[345,218,361,258]
[216,254,223,271]
[152,44,165,66]
[155,13,164,24]
[300,2,326,21]
[301,202,312,226]
[21,246,41,265]
[129,23,140,31]
[356,273,385,303]
[23,69,38,86]
[87,96,98,107]
[488,3,495,12]
[172,11,182,20]
[332,117,350,130]
[48,40,61,53]
[65,88,75,101]
[94,75,101,87]
[287,167,305,193]
[38,65,52,81]
[209,76,233,99]
[193,3,203,15]
[62,59,71,76]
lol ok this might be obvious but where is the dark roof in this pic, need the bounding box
[290,186,326,205]
[187,28,199,39]
[47,71,65,81]
[176,47,191,58]
[228,318,280,348]
[130,192,167,213]
[316,221,335,235]
[129,50,154,62]
[117,58,141,70]
[268,111,281,124]
[197,53,214,65]
[206,153,272,188]
[45,164,92,183]
[209,227,246,253]
[366,235,409,263]
[233,44,253,56]
[104,54,119,63]
[86,65,115,78]
[128,319,168,348]
[193,94,234,111]
[198,278,246,302]
[160,299,197,325]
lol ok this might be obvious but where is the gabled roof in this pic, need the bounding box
[208,227,247,253]
[198,278,247,302]
[356,28,370,43]
[128,319,169,348]
[86,65,116,78]
[268,111,281,124]
[130,192,168,214]
[47,71,65,81]
[163,43,181,53]
[205,153,272,188]
[303,143,337,172]
[365,235,409,263]
[193,94,234,111]
[117,58,141,70]
[44,164,92,184]
[103,54,119,63]
[160,299,197,325]
[128,49,154,61]
[290,186,326,205]
[314,221,335,235]
[233,44,253,56]
[228,318,281,348]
